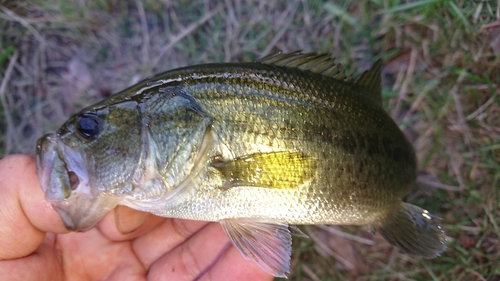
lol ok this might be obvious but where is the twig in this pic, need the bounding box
[0,51,19,155]
[148,5,224,72]
[0,7,47,46]
[262,0,300,56]
[474,3,483,23]
[465,93,495,121]
[480,21,500,30]
[449,155,466,191]
[417,175,463,191]
[465,268,487,281]
[459,225,481,234]
[301,264,322,281]
[484,204,500,234]
[497,0,500,20]
[316,225,375,245]
[392,48,418,118]
[450,71,472,149]
[136,0,150,67]
[308,228,356,271]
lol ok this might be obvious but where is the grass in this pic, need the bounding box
[1,0,499,280]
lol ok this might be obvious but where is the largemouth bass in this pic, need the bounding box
[36,51,447,277]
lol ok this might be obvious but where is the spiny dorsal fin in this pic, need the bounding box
[258,51,382,103]
[353,59,383,105]
[258,51,351,82]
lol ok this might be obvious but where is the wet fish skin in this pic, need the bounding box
[36,52,447,277]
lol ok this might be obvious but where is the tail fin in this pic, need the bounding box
[378,202,447,258]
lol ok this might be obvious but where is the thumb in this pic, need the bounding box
[0,154,68,260]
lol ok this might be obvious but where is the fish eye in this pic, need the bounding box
[76,113,101,140]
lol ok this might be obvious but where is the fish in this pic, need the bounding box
[36,51,447,277]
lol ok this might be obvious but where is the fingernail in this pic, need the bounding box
[114,205,149,234]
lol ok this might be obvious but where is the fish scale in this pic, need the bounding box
[36,52,447,278]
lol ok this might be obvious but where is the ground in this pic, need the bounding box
[0,0,499,280]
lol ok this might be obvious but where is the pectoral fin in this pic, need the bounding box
[220,218,292,278]
[211,151,316,189]
[378,203,448,258]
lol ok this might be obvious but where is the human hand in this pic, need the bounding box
[0,155,273,281]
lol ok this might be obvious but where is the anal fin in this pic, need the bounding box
[220,218,292,278]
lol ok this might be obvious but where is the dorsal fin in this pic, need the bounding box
[258,51,382,104]
[353,59,383,105]
[258,51,351,82]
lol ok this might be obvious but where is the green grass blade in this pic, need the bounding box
[324,3,359,27]
[381,0,439,13]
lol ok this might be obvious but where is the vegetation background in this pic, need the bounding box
[0,0,499,280]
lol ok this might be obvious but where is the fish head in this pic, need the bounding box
[36,101,143,231]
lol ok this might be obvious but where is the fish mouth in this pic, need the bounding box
[37,134,74,201]
[36,134,120,231]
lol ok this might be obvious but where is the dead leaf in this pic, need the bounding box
[457,235,477,249]
[309,226,368,275]
[326,226,368,274]
[384,48,425,75]
[489,27,500,55]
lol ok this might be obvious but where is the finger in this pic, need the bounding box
[199,244,274,281]
[0,154,68,260]
[0,233,62,281]
[56,228,146,280]
[132,219,209,269]
[147,222,231,280]
[97,205,165,242]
